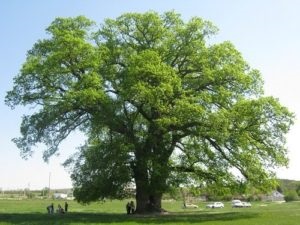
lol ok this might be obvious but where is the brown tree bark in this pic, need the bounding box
[135,187,163,214]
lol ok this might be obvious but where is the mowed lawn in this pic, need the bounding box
[0,199,300,225]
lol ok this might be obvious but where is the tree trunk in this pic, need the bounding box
[133,143,170,214]
[135,185,150,214]
[135,161,165,214]
[133,157,164,214]
[135,187,163,214]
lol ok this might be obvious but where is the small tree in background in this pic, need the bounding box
[296,184,300,197]
[284,190,299,202]
[40,187,50,198]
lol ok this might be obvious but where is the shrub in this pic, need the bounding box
[284,191,299,202]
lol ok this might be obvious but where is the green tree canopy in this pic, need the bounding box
[6,11,294,213]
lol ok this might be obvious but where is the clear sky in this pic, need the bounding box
[1,0,300,190]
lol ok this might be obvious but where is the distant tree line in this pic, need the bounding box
[162,179,300,202]
[277,179,300,202]
[0,188,72,200]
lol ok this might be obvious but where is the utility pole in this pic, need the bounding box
[48,172,51,198]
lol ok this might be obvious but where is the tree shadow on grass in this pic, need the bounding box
[0,211,258,224]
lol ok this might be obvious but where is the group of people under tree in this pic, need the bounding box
[126,201,135,214]
[47,202,68,214]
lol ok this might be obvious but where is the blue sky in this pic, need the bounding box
[1,0,300,190]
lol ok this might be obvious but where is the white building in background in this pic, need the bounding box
[53,193,68,199]
[263,191,285,202]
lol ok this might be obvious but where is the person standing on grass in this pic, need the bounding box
[64,201,68,213]
[126,202,131,214]
[129,201,135,214]
[46,203,54,214]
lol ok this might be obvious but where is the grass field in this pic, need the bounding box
[0,199,299,225]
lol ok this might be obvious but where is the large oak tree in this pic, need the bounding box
[6,12,293,213]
